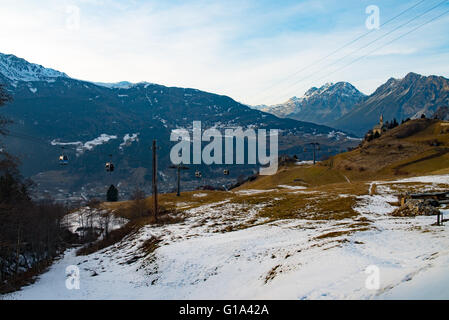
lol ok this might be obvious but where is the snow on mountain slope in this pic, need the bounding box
[92,81,157,89]
[3,174,449,300]
[259,82,366,125]
[0,53,68,82]
[51,134,119,155]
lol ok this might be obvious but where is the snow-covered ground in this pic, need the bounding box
[278,185,307,190]
[233,189,276,195]
[3,175,449,300]
[63,207,128,235]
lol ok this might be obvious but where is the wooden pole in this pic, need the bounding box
[169,164,188,197]
[152,140,158,220]
[177,166,181,197]
[313,144,316,165]
[310,143,319,165]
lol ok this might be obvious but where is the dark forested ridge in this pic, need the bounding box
[0,53,358,201]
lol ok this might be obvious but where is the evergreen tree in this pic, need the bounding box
[106,184,119,202]
[0,84,12,135]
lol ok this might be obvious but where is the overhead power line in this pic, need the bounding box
[251,0,428,103]
[268,0,449,103]
[311,6,449,85]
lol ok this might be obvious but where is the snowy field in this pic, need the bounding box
[3,175,449,300]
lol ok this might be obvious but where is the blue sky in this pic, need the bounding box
[0,0,448,105]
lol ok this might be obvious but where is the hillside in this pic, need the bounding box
[329,118,449,179]
[241,119,449,191]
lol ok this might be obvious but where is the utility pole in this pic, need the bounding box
[309,143,320,165]
[169,164,189,196]
[313,146,316,165]
[152,140,158,220]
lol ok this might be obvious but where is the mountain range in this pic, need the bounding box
[258,82,366,125]
[258,73,449,136]
[0,53,357,201]
[333,72,449,135]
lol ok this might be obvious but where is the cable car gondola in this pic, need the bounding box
[59,154,69,165]
[106,154,115,172]
[59,147,69,165]
[105,162,115,172]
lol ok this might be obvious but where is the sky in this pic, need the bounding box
[0,0,448,105]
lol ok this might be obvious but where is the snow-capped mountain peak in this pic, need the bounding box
[304,82,361,98]
[93,81,157,90]
[0,52,69,82]
[304,82,334,97]
[259,82,366,124]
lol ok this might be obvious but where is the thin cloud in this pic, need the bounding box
[0,0,448,105]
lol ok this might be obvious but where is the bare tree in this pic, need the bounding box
[130,188,148,218]
[0,77,77,293]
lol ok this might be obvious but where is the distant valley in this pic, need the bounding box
[0,53,357,202]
